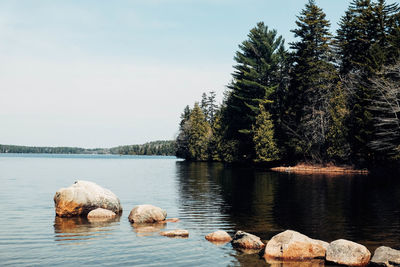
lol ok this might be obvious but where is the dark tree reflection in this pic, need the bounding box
[175,162,400,251]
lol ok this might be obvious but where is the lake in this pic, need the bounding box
[0,154,399,266]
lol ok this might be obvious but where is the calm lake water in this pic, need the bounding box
[0,154,399,266]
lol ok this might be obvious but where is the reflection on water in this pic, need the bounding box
[265,259,325,267]
[176,161,400,253]
[131,222,166,237]
[54,216,120,245]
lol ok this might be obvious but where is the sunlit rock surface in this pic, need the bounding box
[326,239,371,266]
[264,230,328,261]
[205,230,232,243]
[371,246,400,266]
[128,204,167,223]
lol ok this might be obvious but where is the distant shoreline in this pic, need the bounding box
[0,141,176,156]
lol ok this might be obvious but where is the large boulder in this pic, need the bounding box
[54,181,122,217]
[371,246,400,266]
[264,230,328,261]
[128,204,167,223]
[231,231,265,250]
[205,230,232,243]
[326,239,371,266]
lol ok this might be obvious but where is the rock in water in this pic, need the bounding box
[371,246,400,266]
[87,208,117,219]
[231,231,265,250]
[128,204,167,223]
[205,230,232,242]
[326,239,371,266]
[54,181,122,217]
[160,229,189,238]
[264,230,328,261]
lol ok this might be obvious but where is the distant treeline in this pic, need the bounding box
[176,0,400,167]
[0,140,176,156]
[110,141,176,156]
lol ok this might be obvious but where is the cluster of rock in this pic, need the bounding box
[219,229,399,267]
[54,181,184,236]
[54,181,399,266]
[54,180,122,217]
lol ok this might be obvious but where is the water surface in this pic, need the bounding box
[0,154,399,266]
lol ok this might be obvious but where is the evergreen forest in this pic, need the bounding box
[175,0,400,167]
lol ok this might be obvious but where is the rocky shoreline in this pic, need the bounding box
[54,180,399,266]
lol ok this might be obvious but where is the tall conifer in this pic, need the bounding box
[286,0,336,161]
[224,22,286,160]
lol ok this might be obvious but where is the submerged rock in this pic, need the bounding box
[54,180,122,217]
[160,229,189,238]
[231,231,265,250]
[371,246,400,266]
[87,208,117,219]
[165,218,180,223]
[264,230,328,261]
[205,230,232,243]
[128,204,167,224]
[326,239,371,266]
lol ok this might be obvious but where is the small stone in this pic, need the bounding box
[371,246,400,266]
[87,208,117,219]
[205,230,232,243]
[128,204,167,224]
[326,239,371,266]
[231,231,265,250]
[160,229,189,238]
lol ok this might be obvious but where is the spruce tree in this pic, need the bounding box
[286,0,337,162]
[252,105,280,162]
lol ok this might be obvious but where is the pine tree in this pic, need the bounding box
[186,103,212,161]
[252,105,280,162]
[223,22,286,160]
[286,0,337,162]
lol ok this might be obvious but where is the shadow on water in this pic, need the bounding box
[54,216,120,245]
[175,161,400,252]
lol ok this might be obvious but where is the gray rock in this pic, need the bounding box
[264,230,328,261]
[371,246,400,266]
[54,180,122,217]
[128,204,167,223]
[231,231,265,250]
[326,239,371,266]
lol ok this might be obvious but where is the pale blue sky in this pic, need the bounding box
[0,0,395,148]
